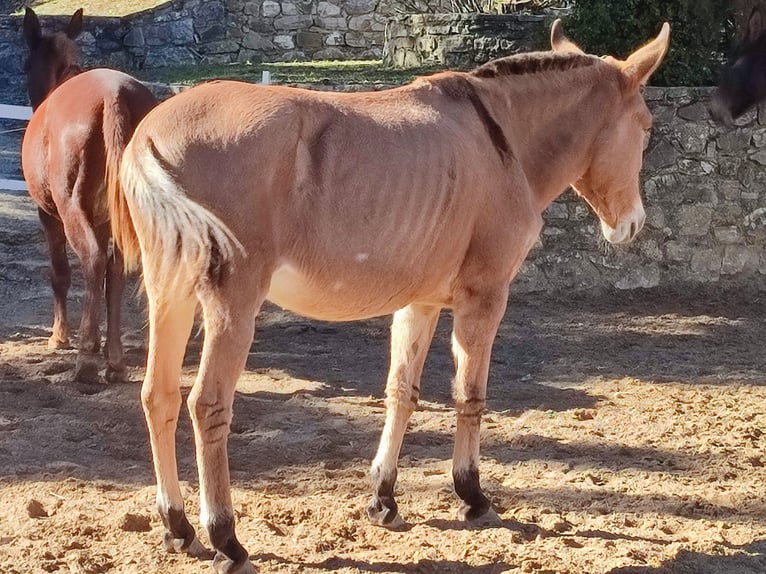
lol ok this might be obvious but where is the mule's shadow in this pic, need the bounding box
[608,539,766,573]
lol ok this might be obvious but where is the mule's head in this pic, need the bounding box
[710,8,766,125]
[551,20,670,244]
[23,7,83,109]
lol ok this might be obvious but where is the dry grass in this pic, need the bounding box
[17,0,168,17]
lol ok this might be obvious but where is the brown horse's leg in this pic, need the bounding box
[450,285,508,522]
[38,209,71,349]
[367,304,440,527]
[104,240,127,382]
[60,206,107,382]
[141,291,209,557]
[188,285,263,574]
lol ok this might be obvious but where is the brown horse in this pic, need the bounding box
[21,8,157,382]
[710,7,766,124]
[111,20,669,573]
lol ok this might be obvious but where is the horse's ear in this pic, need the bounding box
[66,8,84,39]
[620,22,671,90]
[23,7,42,49]
[747,7,763,45]
[550,19,584,54]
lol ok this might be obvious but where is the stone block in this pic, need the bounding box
[318,1,342,16]
[678,102,710,121]
[345,31,367,47]
[316,16,347,29]
[296,31,322,49]
[123,27,145,47]
[713,226,740,244]
[274,15,314,30]
[344,0,377,15]
[349,14,374,32]
[690,249,723,277]
[718,129,752,153]
[614,265,660,290]
[545,202,568,220]
[643,140,678,171]
[274,34,295,49]
[262,0,281,16]
[722,246,759,275]
[325,31,344,46]
[243,31,275,50]
[676,205,713,237]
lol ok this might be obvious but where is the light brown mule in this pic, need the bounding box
[21,8,157,382]
[112,20,669,573]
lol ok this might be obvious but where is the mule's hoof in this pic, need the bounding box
[74,357,101,384]
[366,498,404,529]
[212,552,257,574]
[105,365,130,384]
[457,496,495,523]
[163,534,213,559]
[48,336,71,350]
[460,506,501,526]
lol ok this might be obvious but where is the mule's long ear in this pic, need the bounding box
[747,7,763,45]
[66,8,84,39]
[23,7,41,49]
[621,22,671,89]
[550,19,584,54]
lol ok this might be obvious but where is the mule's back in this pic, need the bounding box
[122,77,529,318]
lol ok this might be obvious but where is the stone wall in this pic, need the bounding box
[0,0,391,76]
[383,13,547,67]
[514,88,766,294]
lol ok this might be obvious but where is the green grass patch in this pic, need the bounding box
[137,60,446,88]
[16,0,168,17]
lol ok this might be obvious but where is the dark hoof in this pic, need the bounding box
[212,552,257,574]
[74,355,101,384]
[457,493,493,522]
[48,336,71,350]
[105,364,129,384]
[366,497,405,529]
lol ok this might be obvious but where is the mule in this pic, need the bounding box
[110,20,669,573]
[710,7,766,124]
[21,8,157,382]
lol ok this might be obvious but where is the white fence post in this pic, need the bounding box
[0,103,32,193]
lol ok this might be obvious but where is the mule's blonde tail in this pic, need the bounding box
[115,137,244,294]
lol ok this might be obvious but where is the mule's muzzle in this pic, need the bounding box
[708,91,734,127]
[601,206,646,245]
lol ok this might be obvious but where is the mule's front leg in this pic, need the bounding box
[38,209,71,349]
[368,304,440,527]
[451,286,507,521]
[189,294,261,574]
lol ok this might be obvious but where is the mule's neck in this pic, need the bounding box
[30,63,83,110]
[471,57,620,213]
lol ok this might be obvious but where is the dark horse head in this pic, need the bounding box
[23,7,84,109]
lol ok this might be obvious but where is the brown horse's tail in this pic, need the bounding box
[104,96,144,271]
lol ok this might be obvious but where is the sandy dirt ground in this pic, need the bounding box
[3,189,766,574]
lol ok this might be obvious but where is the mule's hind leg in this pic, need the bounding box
[451,285,508,522]
[38,209,71,349]
[104,240,127,382]
[188,282,265,574]
[141,292,210,557]
[367,304,440,527]
[59,206,108,382]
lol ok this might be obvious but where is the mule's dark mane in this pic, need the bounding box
[472,51,599,78]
